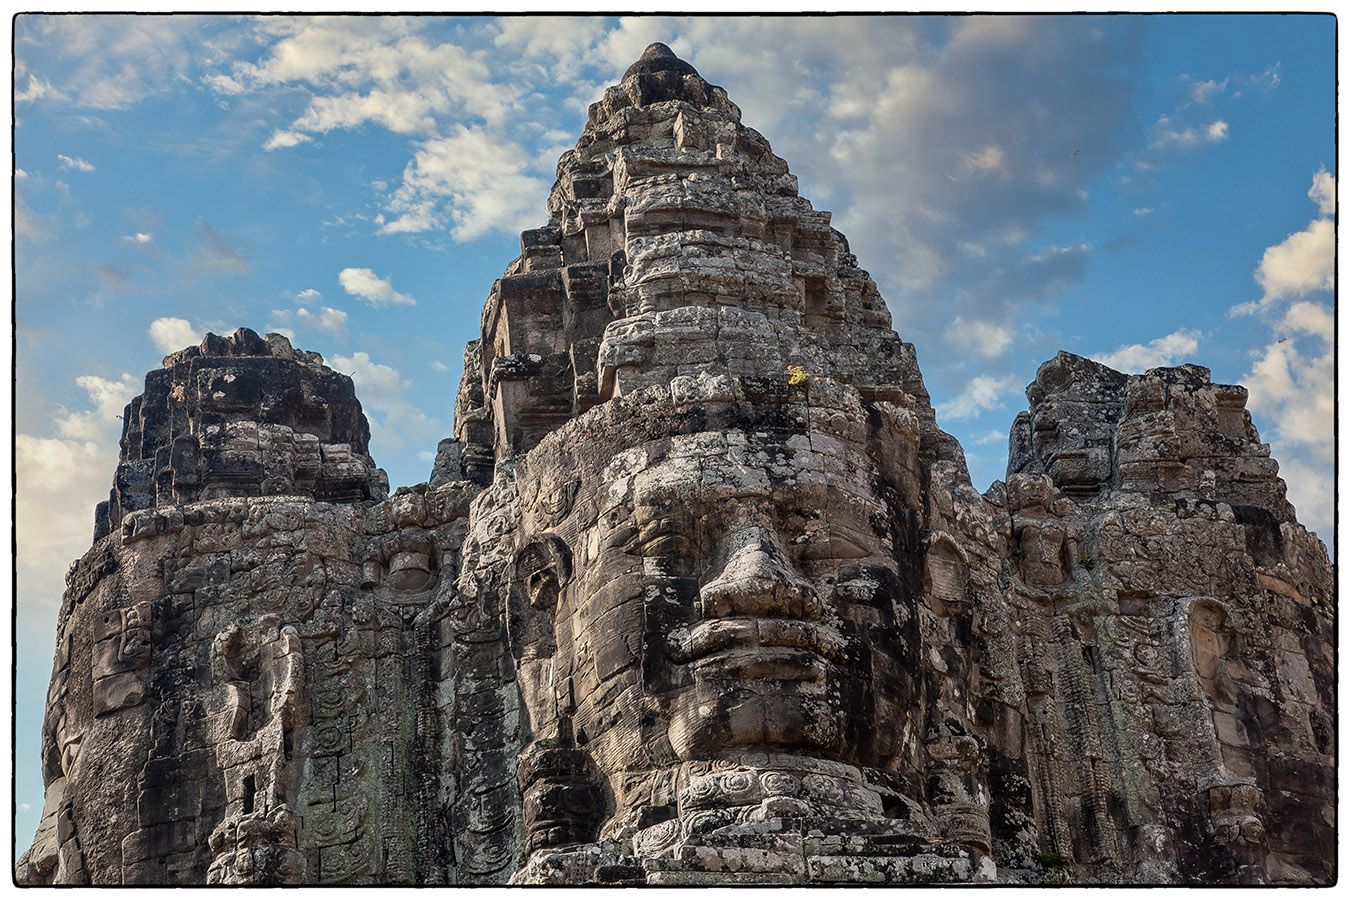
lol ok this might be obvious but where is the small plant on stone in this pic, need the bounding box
[1037,851,1068,869]
[786,364,811,386]
[1079,553,1096,570]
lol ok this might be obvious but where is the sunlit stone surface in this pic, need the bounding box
[18,44,1333,886]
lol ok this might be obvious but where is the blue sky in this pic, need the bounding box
[11,14,1335,849]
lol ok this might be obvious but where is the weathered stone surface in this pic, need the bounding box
[19,44,1333,886]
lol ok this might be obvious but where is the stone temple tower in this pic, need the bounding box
[18,44,1334,886]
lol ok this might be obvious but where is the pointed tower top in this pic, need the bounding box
[623,41,700,79]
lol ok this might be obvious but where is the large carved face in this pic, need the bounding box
[509,383,927,830]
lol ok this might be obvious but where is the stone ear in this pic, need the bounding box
[507,535,573,661]
[513,534,573,610]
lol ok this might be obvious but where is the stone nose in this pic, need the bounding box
[697,527,821,620]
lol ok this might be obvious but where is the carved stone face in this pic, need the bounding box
[509,387,926,836]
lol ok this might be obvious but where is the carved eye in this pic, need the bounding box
[636,514,696,558]
[640,533,693,557]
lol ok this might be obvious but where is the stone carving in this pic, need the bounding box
[18,44,1333,886]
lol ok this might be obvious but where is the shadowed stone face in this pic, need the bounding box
[508,383,929,849]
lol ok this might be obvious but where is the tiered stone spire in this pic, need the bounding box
[19,44,1333,888]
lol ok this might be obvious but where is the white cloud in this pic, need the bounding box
[1308,166,1335,216]
[148,316,203,354]
[945,316,1013,358]
[339,267,416,307]
[15,73,62,103]
[1188,76,1228,104]
[936,374,1019,421]
[296,288,322,302]
[1151,115,1229,149]
[263,129,311,151]
[330,351,408,400]
[431,360,450,373]
[491,16,608,78]
[56,154,95,172]
[1253,217,1334,306]
[1231,170,1335,539]
[54,373,141,441]
[1231,169,1335,316]
[382,125,547,239]
[210,16,518,139]
[122,232,153,245]
[1281,299,1333,343]
[17,435,115,609]
[1242,302,1334,538]
[16,15,222,109]
[269,305,348,335]
[1133,207,1153,217]
[974,428,1007,446]
[1091,328,1201,373]
[16,368,144,611]
[328,351,445,452]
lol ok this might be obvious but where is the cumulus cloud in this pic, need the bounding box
[381,125,548,238]
[16,434,115,608]
[1254,219,1336,302]
[1091,328,1201,372]
[1231,170,1336,540]
[122,231,153,245]
[1242,302,1334,538]
[295,288,322,302]
[339,267,416,307]
[148,316,203,353]
[936,374,1019,421]
[1309,166,1335,215]
[491,16,608,78]
[330,351,408,400]
[1233,169,1335,314]
[209,16,519,149]
[16,370,143,612]
[329,351,445,452]
[269,305,347,334]
[56,153,95,172]
[54,373,141,441]
[946,316,1013,358]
